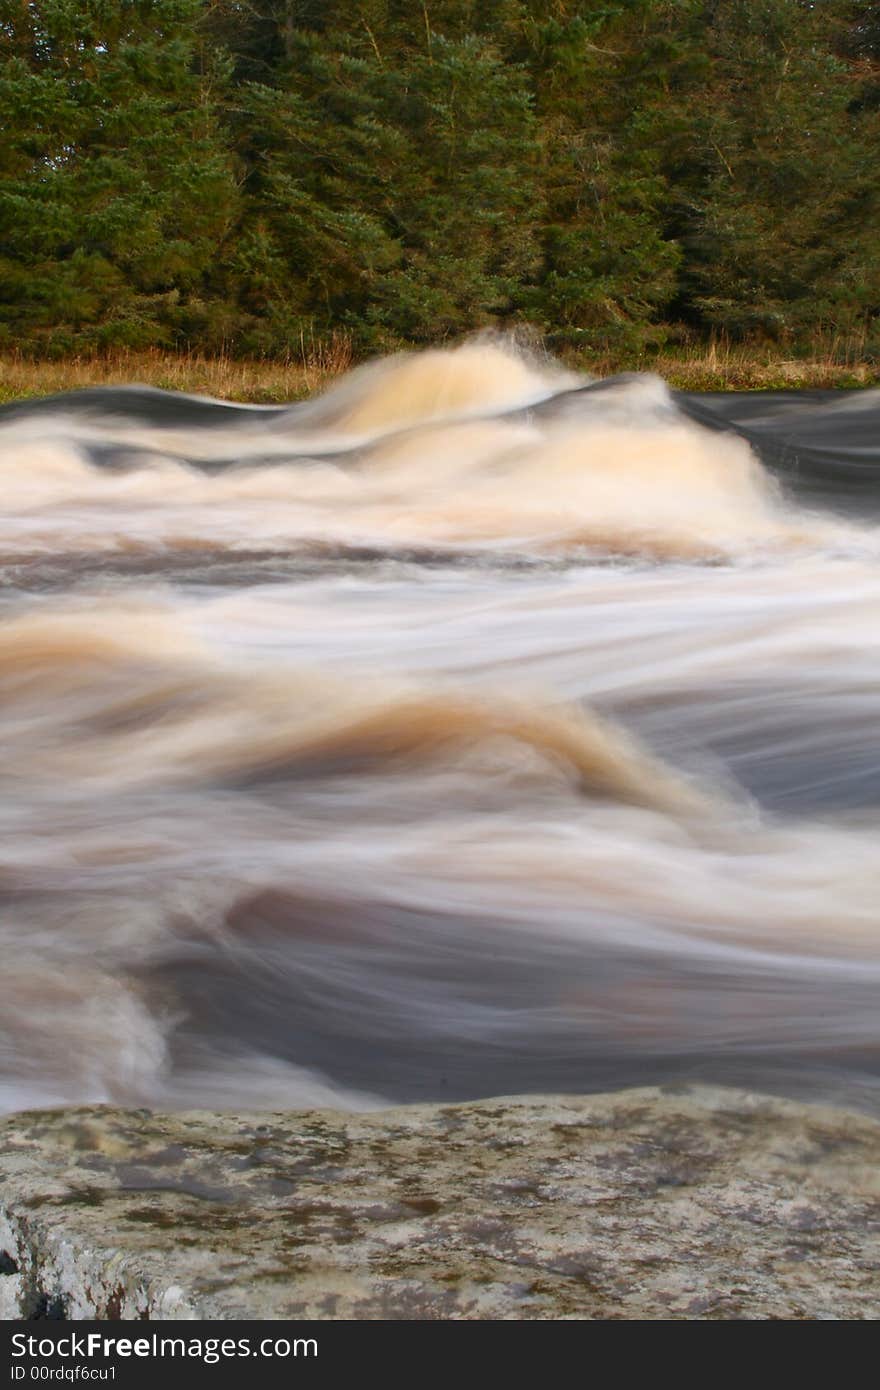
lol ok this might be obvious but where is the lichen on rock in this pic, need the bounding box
[1,1084,878,1320]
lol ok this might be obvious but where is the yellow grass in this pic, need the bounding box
[604,340,879,392]
[0,336,876,406]
[0,343,353,406]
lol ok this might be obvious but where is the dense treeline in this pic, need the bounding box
[1,1,878,360]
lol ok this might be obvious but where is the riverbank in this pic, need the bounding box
[1,1085,878,1320]
[1,343,877,406]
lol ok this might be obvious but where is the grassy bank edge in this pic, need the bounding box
[1,342,877,406]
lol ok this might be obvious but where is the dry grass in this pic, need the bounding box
[0,339,354,406]
[615,340,879,392]
[0,333,876,406]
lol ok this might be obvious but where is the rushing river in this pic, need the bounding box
[1,339,878,1114]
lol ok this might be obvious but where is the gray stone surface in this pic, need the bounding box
[0,1084,878,1320]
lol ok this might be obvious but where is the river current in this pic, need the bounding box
[1,340,878,1114]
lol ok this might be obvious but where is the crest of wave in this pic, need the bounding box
[0,336,861,560]
[0,603,703,815]
[292,333,578,433]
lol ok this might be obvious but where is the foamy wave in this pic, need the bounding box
[289,336,576,431]
[2,344,880,1115]
[0,604,703,815]
[0,340,862,562]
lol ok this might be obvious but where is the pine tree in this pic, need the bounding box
[512,2,685,354]
[212,2,541,352]
[0,0,239,353]
[0,0,877,360]
[661,0,880,348]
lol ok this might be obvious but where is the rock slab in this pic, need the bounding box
[1,1084,878,1320]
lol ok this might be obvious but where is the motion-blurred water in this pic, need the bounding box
[1,340,878,1113]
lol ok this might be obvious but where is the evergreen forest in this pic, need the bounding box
[2,1,878,362]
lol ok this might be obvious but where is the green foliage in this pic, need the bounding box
[217,16,540,353]
[660,0,880,344]
[0,0,877,357]
[0,0,238,351]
